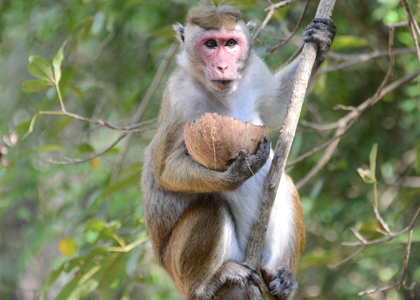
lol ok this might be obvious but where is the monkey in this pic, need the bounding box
[140,2,336,300]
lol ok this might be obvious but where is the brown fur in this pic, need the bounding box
[287,175,305,274]
[187,2,243,30]
[161,196,222,297]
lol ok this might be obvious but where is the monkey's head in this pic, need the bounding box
[174,2,255,92]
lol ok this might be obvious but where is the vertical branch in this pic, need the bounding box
[245,1,337,299]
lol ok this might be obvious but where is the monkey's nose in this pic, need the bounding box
[217,64,229,73]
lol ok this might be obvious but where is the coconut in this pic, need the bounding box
[184,113,268,171]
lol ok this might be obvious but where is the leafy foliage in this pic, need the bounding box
[0,0,420,299]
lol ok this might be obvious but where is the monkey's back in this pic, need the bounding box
[141,142,195,260]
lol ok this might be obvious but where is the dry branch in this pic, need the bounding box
[245,1,336,299]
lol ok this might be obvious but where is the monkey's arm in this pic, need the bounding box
[260,18,336,130]
[275,18,336,78]
[152,120,271,193]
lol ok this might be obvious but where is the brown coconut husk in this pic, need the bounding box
[184,113,268,171]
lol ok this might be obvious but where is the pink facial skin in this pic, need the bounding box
[194,30,248,91]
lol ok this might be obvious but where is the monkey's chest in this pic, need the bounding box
[220,155,272,254]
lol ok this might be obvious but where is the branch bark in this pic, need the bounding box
[245,1,336,299]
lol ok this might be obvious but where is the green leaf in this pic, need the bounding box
[28,55,54,82]
[369,144,378,183]
[17,208,31,221]
[97,253,124,292]
[85,219,106,232]
[22,79,54,92]
[355,220,383,240]
[55,263,101,300]
[53,41,67,84]
[14,120,31,136]
[357,167,374,184]
[40,262,66,300]
[330,36,368,50]
[151,25,176,38]
[78,143,95,154]
[24,113,40,139]
[19,144,64,156]
[70,85,84,99]
[99,171,141,201]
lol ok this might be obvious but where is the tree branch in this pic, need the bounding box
[245,1,337,299]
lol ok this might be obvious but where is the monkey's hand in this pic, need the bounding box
[261,267,297,300]
[304,18,336,68]
[226,136,270,188]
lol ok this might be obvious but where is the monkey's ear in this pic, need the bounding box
[247,21,256,32]
[173,23,185,43]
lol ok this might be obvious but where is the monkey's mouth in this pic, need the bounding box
[211,80,234,84]
[209,79,236,92]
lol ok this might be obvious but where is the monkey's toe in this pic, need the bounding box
[262,267,297,298]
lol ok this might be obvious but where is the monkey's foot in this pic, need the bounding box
[204,262,261,300]
[261,267,297,300]
[218,262,261,290]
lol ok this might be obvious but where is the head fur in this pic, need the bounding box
[187,1,243,30]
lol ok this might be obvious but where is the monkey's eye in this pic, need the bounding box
[225,39,236,47]
[205,39,217,48]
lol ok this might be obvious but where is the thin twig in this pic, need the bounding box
[287,70,420,172]
[357,227,416,296]
[253,0,298,41]
[110,43,178,184]
[38,110,157,132]
[49,126,156,165]
[265,0,297,11]
[49,133,128,165]
[342,205,420,247]
[320,47,415,74]
[330,246,365,268]
[400,0,420,67]
[295,123,345,190]
[263,0,311,53]
[287,119,355,168]
[292,23,420,190]
[336,204,420,296]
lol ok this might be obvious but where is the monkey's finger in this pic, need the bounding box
[249,272,262,286]
[237,150,247,161]
[238,262,257,273]
[312,18,336,30]
[304,27,335,40]
[305,23,336,35]
[304,34,333,46]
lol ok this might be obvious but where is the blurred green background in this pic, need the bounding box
[1,0,420,299]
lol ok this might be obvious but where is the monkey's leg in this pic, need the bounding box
[162,197,259,300]
[260,175,305,300]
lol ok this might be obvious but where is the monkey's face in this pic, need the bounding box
[193,28,249,92]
